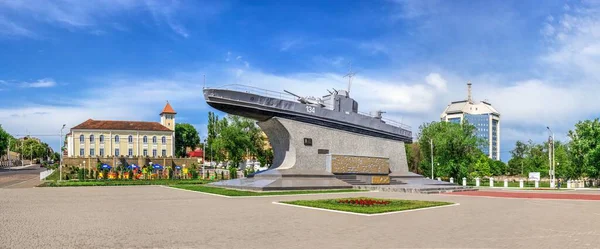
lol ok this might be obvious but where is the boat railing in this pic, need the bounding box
[206,84,298,102]
[357,111,412,131]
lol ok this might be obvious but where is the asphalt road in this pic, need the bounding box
[0,164,44,188]
[1,186,600,249]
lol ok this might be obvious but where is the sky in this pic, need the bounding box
[1,0,600,161]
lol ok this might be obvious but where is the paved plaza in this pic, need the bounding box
[1,186,600,249]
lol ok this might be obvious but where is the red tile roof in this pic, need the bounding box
[161,102,177,114]
[72,119,173,131]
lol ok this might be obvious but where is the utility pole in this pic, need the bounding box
[430,138,434,180]
[60,124,66,181]
[547,127,555,187]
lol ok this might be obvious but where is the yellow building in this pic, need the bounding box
[66,103,177,158]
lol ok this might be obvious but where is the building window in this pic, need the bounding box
[143,136,148,144]
[162,136,166,144]
[143,149,148,156]
[152,136,157,144]
[115,135,120,143]
[152,149,157,157]
[162,149,166,157]
[128,148,133,157]
[99,135,104,143]
[90,148,95,156]
[115,149,120,156]
[80,135,84,143]
[80,148,84,156]
[90,135,94,143]
[128,135,133,143]
[100,148,104,156]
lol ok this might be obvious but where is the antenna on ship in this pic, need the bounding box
[343,63,356,95]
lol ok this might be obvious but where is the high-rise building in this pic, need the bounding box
[440,82,501,160]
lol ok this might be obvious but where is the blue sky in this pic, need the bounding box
[1,0,600,161]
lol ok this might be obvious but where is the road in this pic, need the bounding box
[0,164,44,188]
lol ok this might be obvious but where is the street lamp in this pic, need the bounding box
[546,126,555,187]
[59,124,66,182]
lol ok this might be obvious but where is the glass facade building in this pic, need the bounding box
[440,83,501,160]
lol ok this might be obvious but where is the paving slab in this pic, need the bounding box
[1,186,599,249]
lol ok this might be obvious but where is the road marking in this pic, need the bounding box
[272,201,460,217]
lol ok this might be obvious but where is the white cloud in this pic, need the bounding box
[20,78,56,88]
[0,0,199,38]
[425,73,447,91]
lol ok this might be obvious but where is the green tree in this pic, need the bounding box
[568,119,600,179]
[214,116,253,167]
[174,123,200,157]
[405,143,422,174]
[470,153,491,178]
[490,159,506,176]
[0,126,11,156]
[507,140,528,176]
[418,121,480,180]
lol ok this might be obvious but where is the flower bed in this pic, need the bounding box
[337,198,390,206]
[281,197,454,214]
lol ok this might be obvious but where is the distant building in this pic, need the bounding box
[66,102,177,158]
[440,82,501,160]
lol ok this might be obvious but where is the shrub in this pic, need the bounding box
[78,168,84,181]
[191,170,198,179]
[221,171,224,180]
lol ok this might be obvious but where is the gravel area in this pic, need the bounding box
[1,186,599,249]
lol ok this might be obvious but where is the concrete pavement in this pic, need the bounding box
[1,185,599,249]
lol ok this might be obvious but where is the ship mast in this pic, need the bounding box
[343,64,356,95]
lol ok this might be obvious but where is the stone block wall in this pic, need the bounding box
[329,155,389,174]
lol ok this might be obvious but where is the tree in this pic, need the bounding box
[405,143,422,174]
[213,116,253,167]
[507,140,528,176]
[0,126,11,157]
[174,123,200,157]
[490,159,506,176]
[417,121,480,180]
[568,119,600,179]
[470,153,491,178]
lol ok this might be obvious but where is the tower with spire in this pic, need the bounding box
[160,101,177,130]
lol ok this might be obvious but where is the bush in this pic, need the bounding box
[78,168,84,181]
[221,171,224,180]
[102,169,108,180]
[191,170,198,179]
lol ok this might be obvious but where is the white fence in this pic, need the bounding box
[40,169,54,180]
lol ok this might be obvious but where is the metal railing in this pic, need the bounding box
[206,84,298,102]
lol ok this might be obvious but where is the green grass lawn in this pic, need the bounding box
[281,197,454,214]
[172,185,363,197]
[38,179,213,187]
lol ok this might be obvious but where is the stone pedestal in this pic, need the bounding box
[567,180,571,189]
[504,179,508,188]
[490,177,494,187]
[462,177,466,187]
[535,180,539,188]
[210,117,409,190]
[450,177,454,183]
[437,177,441,181]
[476,178,480,187]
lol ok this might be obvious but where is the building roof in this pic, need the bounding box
[72,119,172,132]
[187,148,204,158]
[441,100,500,118]
[160,102,177,115]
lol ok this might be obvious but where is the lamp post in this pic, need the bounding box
[430,138,434,179]
[59,124,66,182]
[83,160,86,180]
[546,126,555,187]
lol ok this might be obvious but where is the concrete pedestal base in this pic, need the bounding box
[210,117,409,190]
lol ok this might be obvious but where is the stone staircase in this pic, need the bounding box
[334,174,369,185]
